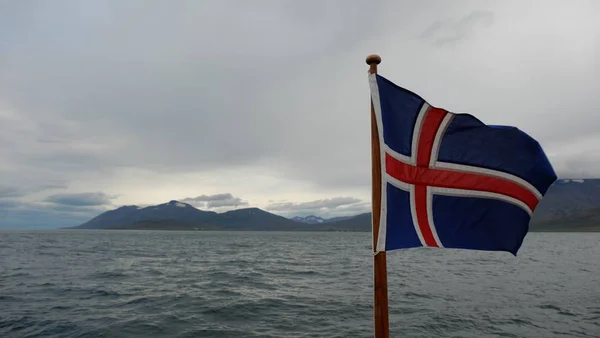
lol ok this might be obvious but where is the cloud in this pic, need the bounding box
[0,186,23,198]
[543,134,600,179]
[0,1,599,228]
[0,181,68,199]
[181,193,248,209]
[0,200,104,229]
[419,10,495,46]
[266,197,369,218]
[0,0,377,178]
[44,192,116,207]
[0,199,20,208]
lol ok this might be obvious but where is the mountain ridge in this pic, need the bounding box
[290,215,353,224]
[66,179,600,232]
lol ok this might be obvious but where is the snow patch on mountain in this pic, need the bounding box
[560,179,586,184]
[291,215,325,224]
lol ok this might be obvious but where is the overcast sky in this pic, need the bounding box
[1,0,599,228]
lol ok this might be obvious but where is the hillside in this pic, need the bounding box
[290,215,353,224]
[291,215,326,224]
[73,201,219,229]
[68,179,600,232]
[103,219,222,231]
[529,179,600,221]
[312,213,372,231]
[326,179,600,232]
[531,206,600,232]
[214,208,300,230]
[68,201,302,231]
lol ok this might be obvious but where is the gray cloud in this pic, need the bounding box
[0,0,378,178]
[1,1,599,228]
[266,197,369,218]
[181,193,248,209]
[2,1,596,188]
[35,181,69,191]
[182,193,236,202]
[44,192,116,207]
[267,197,362,211]
[419,10,495,46]
[0,199,20,209]
[1,210,88,229]
[0,200,103,229]
[0,181,68,199]
[0,186,23,198]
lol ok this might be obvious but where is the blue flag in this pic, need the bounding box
[369,73,557,255]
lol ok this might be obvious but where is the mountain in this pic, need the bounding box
[356,180,600,231]
[310,213,372,231]
[216,208,300,230]
[74,200,218,229]
[528,179,600,221]
[326,207,600,233]
[325,179,600,232]
[532,206,600,232]
[325,216,354,223]
[291,215,325,224]
[103,219,222,231]
[68,201,301,231]
[68,179,600,232]
[290,215,354,224]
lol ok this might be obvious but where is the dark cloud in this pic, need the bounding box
[0,186,23,198]
[0,199,20,209]
[182,193,236,202]
[44,192,116,207]
[181,193,248,209]
[0,182,68,199]
[0,210,89,229]
[36,181,69,191]
[0,200,104,229]
[46,203,110,215]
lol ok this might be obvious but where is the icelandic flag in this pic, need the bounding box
[369,73,557,255]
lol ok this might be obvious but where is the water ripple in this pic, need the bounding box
[0,230,599,338]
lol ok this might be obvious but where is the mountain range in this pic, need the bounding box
[67,179,600,232]
[290,215,353,224]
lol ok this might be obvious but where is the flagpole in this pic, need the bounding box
[367,54,390,338]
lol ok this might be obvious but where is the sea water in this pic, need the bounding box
[1,230,599,337]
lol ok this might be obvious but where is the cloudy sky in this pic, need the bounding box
[1,0,599,228]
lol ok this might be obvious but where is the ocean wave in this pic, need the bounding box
[0,230,598,338]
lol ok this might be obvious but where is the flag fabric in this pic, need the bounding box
[369,73,557,255]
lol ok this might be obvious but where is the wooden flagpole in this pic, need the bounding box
[367,54,390,338]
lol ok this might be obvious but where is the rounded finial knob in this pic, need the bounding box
[366,54,381,65]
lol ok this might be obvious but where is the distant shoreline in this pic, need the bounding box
[60,227,370,232]
[57,227,600,233]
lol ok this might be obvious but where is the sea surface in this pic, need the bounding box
[0,230,599,338]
